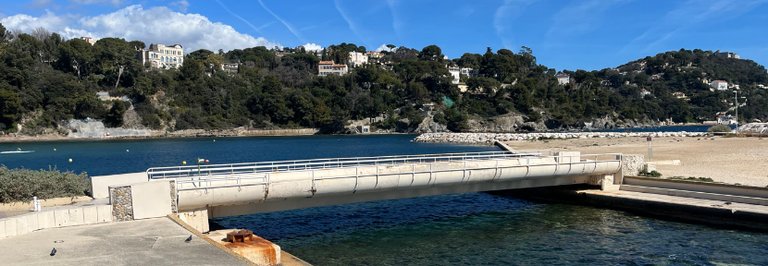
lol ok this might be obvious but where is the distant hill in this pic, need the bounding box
[1,22,766,135]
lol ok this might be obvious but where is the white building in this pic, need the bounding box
[710,80,728,91]
[80,37,97,45]
[716,52,740,59]
[347,51,368,68]
[556,73,570,85]
[448,66,460,84]
[460,67,479,77]
[136,43,184,69]
[318,61,348,76]
[365,51,382,59]
[640,89,651,97]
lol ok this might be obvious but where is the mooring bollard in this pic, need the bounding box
[33,196,41,212]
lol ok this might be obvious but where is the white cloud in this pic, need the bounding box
[300,43,323,51]
[375,44,393,52]
[0,5,279,54]
[170,0,189,13]
[70,0,126,8]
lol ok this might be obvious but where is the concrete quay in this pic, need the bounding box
[413,131,709,145]
[0,217,248,266]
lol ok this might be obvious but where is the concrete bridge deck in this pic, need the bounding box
[141,151,624,223]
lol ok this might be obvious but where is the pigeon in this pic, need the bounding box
[50,248,57,256]
[184,235,193,243]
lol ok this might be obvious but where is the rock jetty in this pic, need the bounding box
[738,123,768,134]
[413,131,709,145]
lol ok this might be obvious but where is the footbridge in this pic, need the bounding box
[95,150,625,232]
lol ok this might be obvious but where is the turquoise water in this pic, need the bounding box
[3,134,767,265]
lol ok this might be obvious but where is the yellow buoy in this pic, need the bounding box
[53,148,56,151]
[126,149,129,152]
[182,161,187,165]
[68,158,72,162]
[213,139,216,142]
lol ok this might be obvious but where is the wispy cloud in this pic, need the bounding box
[258,21,276,31]
[386,0,402,40]
[169,0,189,13]
[256,0,305,43]
[494,0,536,50]
[29,0,55,9]
[621,0,768,54]
[334,0,367,45]
[546,0,630,38]
[213,0,265,37]
[69,0,126,8]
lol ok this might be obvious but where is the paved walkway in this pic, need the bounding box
[582,189,768,215]
[0,217,247,266]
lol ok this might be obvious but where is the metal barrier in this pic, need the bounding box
[146,150,554,179]
[150,151,622,192]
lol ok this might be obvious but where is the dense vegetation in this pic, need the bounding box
[0,165,91,203]
[1,23,767,135]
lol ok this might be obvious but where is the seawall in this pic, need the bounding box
[414,131,709,145]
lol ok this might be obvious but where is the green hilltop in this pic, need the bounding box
[1,23,766,135]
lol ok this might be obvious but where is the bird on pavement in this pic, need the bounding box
[185,235,193,243]
[50,248,57,256]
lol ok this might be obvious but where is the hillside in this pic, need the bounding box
[1,23,767,136]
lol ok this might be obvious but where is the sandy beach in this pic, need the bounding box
[504,136,768,187]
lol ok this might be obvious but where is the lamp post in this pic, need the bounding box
[734,89,738,126]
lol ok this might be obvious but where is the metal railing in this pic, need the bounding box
[147,150,553,180]
[157,151,622,192]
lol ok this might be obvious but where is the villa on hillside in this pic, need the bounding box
[136,43,184,69]
[318,61,348,76]
[716,52,740,59]
[556,73,570,85]
[348,52,368,67]
[710,80,728,91]
[80,37,97,45]
[448,66,460,84]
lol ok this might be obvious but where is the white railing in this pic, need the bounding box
[147,150,554,180]
[160,152,622,192]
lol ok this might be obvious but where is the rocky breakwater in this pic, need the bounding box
[413,131,709,145]
[738,123,768,134]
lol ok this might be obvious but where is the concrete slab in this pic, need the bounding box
[5,218,17,237]
[0,220,6,238]
[83,207,98,224]
[67,208,84,226]
[27,213,40,232]
[16,216,30,235]
[131,181,172,220]
[37,211,55,229]
[54,210,69,227]
[96,205,111,223]
[0,217,248,266]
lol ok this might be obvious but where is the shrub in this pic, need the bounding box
[0,165,91,203]
[647,170,662,177]
[707,125,732,133]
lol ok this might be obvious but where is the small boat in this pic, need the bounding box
[1,150,35,154]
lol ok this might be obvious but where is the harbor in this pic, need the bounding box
[2,134,768,265]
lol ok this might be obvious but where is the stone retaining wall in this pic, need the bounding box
[413,131,709,145]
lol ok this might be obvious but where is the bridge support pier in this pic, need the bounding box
[178,207,210,233]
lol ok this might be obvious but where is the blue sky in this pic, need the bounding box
[1,0,767,71]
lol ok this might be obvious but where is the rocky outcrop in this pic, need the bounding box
[738,123,768,133]
[413,131,709,145]
[65,120,151,138]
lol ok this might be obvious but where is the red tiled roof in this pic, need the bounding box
[319,61,334,65]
